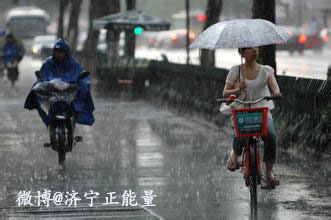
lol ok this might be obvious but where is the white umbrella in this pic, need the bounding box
[189,19,290,49]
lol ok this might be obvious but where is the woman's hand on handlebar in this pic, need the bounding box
[271,92,282,98]
[265,93,283,101]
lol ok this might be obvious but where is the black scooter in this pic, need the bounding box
[33,71,90,164]
[5,59,19,87]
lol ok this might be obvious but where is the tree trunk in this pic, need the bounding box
[57,0,69,39]
[252,0,277,73]
[200,0,223,67]
[185,0,190,64]
[67,0,82,51]
[106,0,121,65]
[83,0,120,70]
[124,0,136,58]
[126,0,136,9]
[83,1,99,56]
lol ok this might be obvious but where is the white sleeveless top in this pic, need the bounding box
[225,64,275,116]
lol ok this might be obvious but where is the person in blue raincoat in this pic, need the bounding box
[3,33,25,63]
[24,39,95,126]
[3,33,25,85]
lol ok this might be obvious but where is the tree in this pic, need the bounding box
[106,0,121,64]
[252,0,277,73]
[67,0,82,51]
[124,0,136,57]
[200,0,223,67]
[57,0,69,39]
[83,0,120,68]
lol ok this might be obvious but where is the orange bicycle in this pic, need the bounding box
[218,95,281,215]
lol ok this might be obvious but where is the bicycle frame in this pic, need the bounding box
[232,105,267,215]
[242,136,261,185]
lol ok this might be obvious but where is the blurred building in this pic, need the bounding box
[277,0,331,28]
[306,0,331,28]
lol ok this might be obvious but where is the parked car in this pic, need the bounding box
[31,35,56,59]
[301,25,326,53]
[277,25,327,55]
[277,26,305,54]
[152,29,196,49]
[135,32,159,48]
[320,28,330,45]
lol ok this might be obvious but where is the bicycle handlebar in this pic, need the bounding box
[216,96,282,105]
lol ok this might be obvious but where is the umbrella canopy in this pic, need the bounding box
[189,19,290,49]
[93,10,170,31]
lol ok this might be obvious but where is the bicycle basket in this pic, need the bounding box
[232,107,268,137]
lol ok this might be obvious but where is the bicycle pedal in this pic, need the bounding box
[44,143,51,147]
[75,136,83,142]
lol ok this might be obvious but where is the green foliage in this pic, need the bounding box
[321,104,331,122]
[275,103,331,156]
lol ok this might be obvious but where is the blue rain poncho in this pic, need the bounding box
[24,39,95,126]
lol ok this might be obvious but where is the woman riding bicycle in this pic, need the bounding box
[223,47,281,189]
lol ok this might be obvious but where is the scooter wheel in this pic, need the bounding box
[57,122,66,164]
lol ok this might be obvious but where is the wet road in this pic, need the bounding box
[0,57,330,219]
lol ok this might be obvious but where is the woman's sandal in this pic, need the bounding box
[226,151,238,172]
[262,176,280,189]
[267,176,280,186]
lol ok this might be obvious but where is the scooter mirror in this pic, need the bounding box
[78,71,90,80]
[35,71,41,79]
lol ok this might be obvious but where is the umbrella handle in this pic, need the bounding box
[238,56,243,82]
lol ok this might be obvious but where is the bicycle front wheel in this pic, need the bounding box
[57,122,66,165]
[249,142,258,215]
[249,181,257,215]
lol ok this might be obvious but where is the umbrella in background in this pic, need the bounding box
[189,19,290,49]
[93,10,170,31]
[93,10,170,58]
